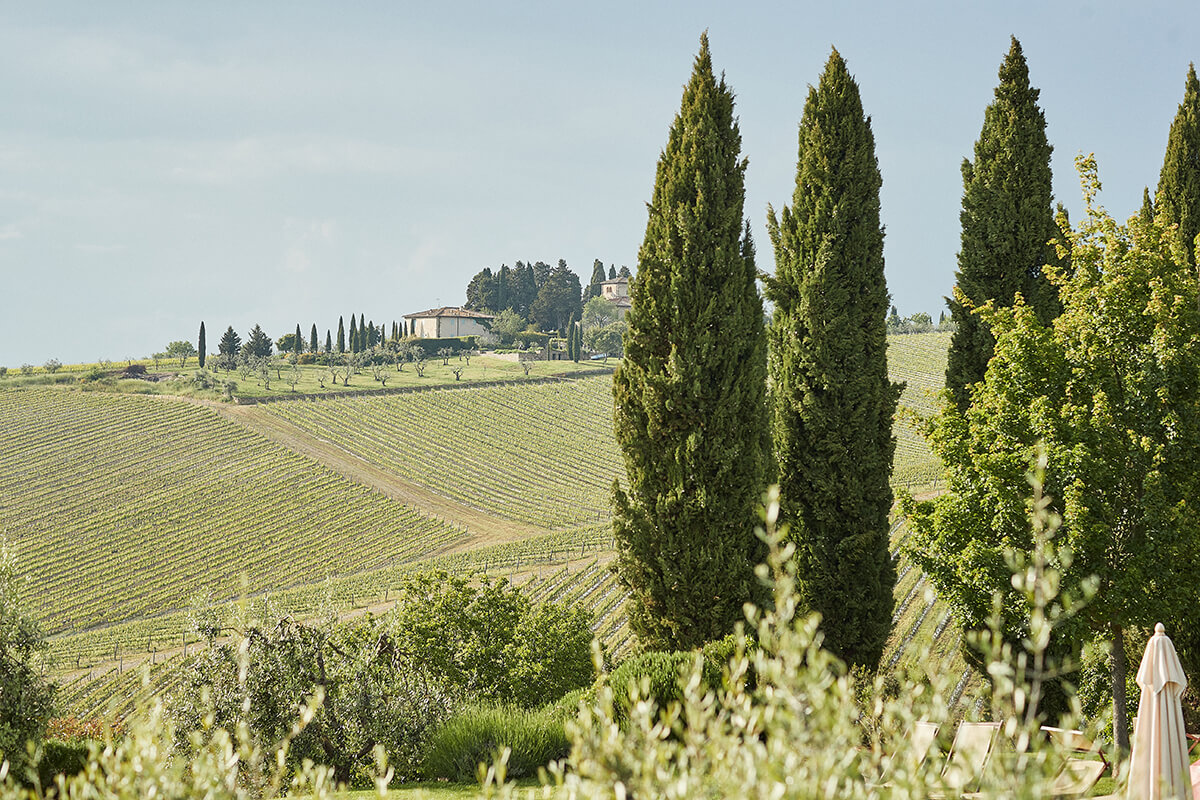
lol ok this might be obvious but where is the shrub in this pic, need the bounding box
[123,363,147,378]
[605,633,747,723]
[406,336,478,356]
[0,366,7,378]
[35,739,90,785]
[42,359,61,374]
[422,703,569,781]
[19,364,33,376]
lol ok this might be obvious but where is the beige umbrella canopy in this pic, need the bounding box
[1127,623,1190,800]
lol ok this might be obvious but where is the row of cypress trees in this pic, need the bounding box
[612,36,897,669]
[613,34,1200,672]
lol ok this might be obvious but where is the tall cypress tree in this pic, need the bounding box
[765,49,901,671]
[325,330,332,353]
[359,314,367,351]
[348,315,358,353]
[337,317,346,353]
[945,37,1060,409]
[197,322,206,369]
[294,324,303,356]
[310,324,318,353]
[588,260,607,297]
[1157,63,1200,267]
[612,34,769,651]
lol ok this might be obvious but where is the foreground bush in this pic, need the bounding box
[169,571,595,784]
[422,704,568,781]
[483,481,1097,800]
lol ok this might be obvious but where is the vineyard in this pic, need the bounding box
[261,377,623,528]
[0,387,465,638]
[15,331,963,717]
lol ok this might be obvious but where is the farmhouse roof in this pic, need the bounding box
[403,306,496,320]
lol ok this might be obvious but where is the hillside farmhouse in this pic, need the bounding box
[600,277,631,319]
[404,306,495,338]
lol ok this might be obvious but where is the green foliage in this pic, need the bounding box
[530,260,583,333]
[197,322,206,369]
[34,740,90,786]
[336,316,345,353]
[0,546,56,775]
[421,703,569,781]
[612,34,769,651]
[244,325,272,359]
[218,326,240,361]
[764,48,900,671]
[483,487,1079,800]
[1156,63,1200,267]
[605,634,746,723]
[586,260,607,298]
[490,308,527,341]
[905,156,1200,741]
[386,571,596,709]
[946,37,1061,409]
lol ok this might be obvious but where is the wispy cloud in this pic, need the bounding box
[280,218,338,275]
[166,137,433,186]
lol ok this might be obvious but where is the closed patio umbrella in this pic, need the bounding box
[1127,623,1190,800]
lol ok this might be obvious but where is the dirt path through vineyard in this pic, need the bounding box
[207,402,551,553]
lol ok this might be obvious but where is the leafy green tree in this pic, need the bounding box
[764,49,900,671]
[582,295,618,332]
[904,157,1200,749]
[945,37,1061,409]
[336,317,345,353]
[309,324,318,353]
[245,324,273,358]
[466,267,497,311]
[0,546,56,774]
[617,265,632,279]
[511,262,538,317]
[587,259,607,298]
[530,260,582,333]
[1156,63,1200,267]
[276,332,301,353]
[165,339,198,367]
[612,34,769,651]
[198,321,206,368]
[584,321,626,358]
[491,308,527,341]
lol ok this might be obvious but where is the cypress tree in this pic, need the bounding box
[565,313,576,360]
[309,324,318,353]
[325,330,332,353]
[588,260,607,297]
[765,49,901,671]
[337,317,346,353]
[359,314,367,351]
[608,266,617,280]
[1156,63,1200,267]
[945,37,1060,409]
[197,322,206,368]
[1140,187,1156,225]
[349,315,358,353]
[612,34,769,651]
[294,324,303,356]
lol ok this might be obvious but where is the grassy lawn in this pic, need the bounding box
[338,779,544,799]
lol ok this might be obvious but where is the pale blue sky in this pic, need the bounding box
[1,1,1197,366]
